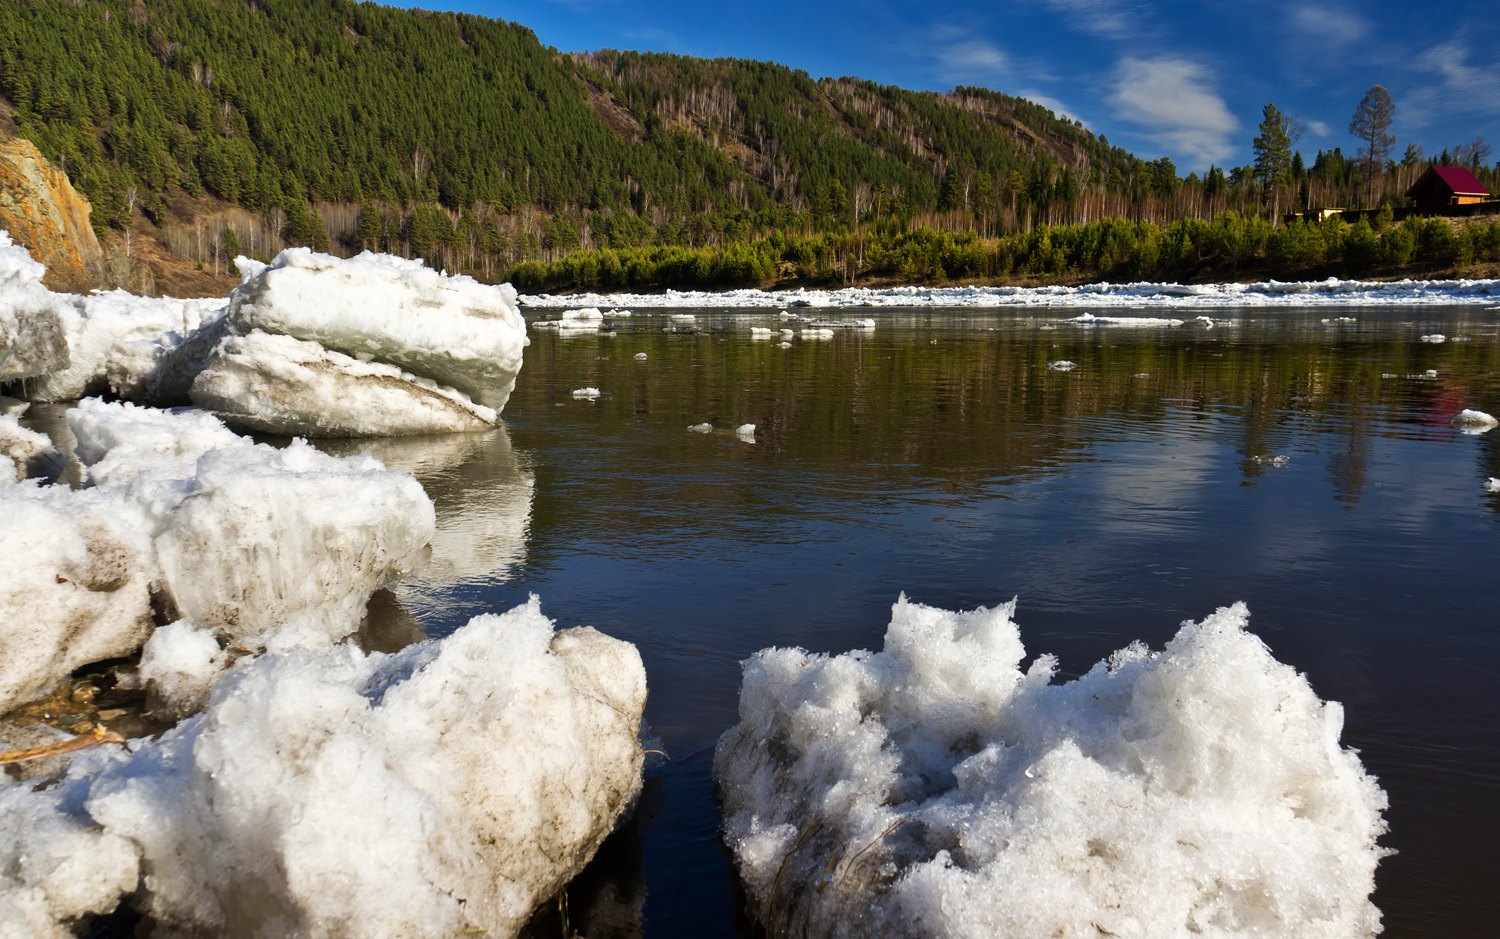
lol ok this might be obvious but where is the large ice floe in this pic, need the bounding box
[66,399,435,642]
[197,249,528,434]
[1,598,647,938]
[715,597,1389,938]
[524,277,1500,310]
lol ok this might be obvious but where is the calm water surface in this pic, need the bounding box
[359,305,1499,937]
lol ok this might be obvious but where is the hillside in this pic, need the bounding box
[0,0,1159,285]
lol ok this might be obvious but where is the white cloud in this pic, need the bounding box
[1306,119,1330,137]
[938,39,1009,80]
[1109,57,1238,165]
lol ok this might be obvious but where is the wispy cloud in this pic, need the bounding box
[1305,119,1330,137]
[1406,40,1500,125]
[1109,56,1238,166]
[1039,0,1144,40]
[937,38,1009,81]
[1286,4,1371,47]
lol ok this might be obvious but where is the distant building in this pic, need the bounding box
[1406,165,1491,212]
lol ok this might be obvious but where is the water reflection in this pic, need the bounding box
[315,426,536,626]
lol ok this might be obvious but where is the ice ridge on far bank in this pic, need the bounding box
[715,597,1389,938]
[523,277,1500,310]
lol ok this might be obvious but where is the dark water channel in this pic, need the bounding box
[359,305,1500,937]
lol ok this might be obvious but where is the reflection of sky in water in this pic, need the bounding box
[324,305,1497,937]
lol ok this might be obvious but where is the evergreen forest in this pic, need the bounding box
[1,0,1497,290]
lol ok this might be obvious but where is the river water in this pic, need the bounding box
[352,304,1498,937]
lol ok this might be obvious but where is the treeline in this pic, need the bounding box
[506,212,1500,292]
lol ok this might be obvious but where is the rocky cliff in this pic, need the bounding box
[0,136,105,292]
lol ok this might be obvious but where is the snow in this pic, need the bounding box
[716,596,1388,938]
[191,330,497,436]
[0,480,155,710]
[1,598,646,938]
[138,620,227,719]
[687,423,712,433]
[0,414,59,482]
[228,249,528,412]
[572,387,602,399]
[1453,409,1498,433]
[68,399,435,642]
[521,277,1500,310]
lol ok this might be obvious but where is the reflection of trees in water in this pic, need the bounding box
[513,313,1500,529]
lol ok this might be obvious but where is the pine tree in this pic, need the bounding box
[1253,104,1294,221]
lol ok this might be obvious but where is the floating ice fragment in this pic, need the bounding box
[633,352,648,361]
[670,314,696,324]
[1194,315,1215,327]
[799,328,834,340]
[687,422,713,433]
[1420,334,1446,343]
[571,387,602,400]
[1048,360,1077,371]
[715,597,1389,938]
[602,308,632,318]
[750,327,774,339]
[1487,477,1500,493]
[736,423,756,443]
[1453,409,1498,433]
[1252,454,1291,468]
[778,342,793,349]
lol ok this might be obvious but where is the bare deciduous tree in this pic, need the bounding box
[1349,85,1396,206]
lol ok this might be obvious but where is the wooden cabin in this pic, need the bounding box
[1406,165,1490,211]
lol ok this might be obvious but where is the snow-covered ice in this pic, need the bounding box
[138,620,228,719]
[633,352,648,361]
[1070,312,1186,327]
[229,249,527,412]
[751,327,774,339]
[670,314,696,324]
[715,596,1388,938]
[687,422,713,434]
[1419,334,1446,344]
[0,414,59,481]
[522,277,1500,310]
[0,233,69,382]
[68,399,435,641]
[191,330,497,436]
[1488,478,1500,493]
[736,423,757,443]
[1048,360,1077,371]
[800,328,834,340]
[534,307,605,332]
[0,480,155,710]
[572,387,602,399]
[2,598,647,938]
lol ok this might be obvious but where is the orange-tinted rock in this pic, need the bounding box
[0,136,105,292]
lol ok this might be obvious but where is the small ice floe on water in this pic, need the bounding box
[854,317,876,329]
[735,423,757,443]
[1323,316,1358,323]
[670,314,696,324]
[533,307,604,332]
[1453,409,1498,433]
[1069,312,1185,327]
[633,352,648,361]
[1133,372,1151,379]
[602,308,632,318]
[715,597,1389,938]
[779,328,795,339]
[750,327,774,340]
[1048,360,1077,371]
[1487,477,1500,492]
[800,328,834,340]
[1419,333,1446,343]
[778,342,793,349]
[1426,369,1439,378]
[1252,454,1291,468]
[687,422,713,433]
[571,387,601,400]
[1194,315,1215,328]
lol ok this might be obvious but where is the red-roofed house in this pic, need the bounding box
[1406,165,1491,211]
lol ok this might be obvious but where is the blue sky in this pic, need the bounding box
[390,0,1499,174]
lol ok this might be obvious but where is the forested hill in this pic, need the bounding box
[0,0,1155,256]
